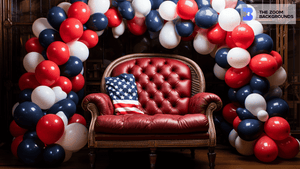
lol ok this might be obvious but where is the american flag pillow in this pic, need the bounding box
[105,73,145,115]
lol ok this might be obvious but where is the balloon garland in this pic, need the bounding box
[9,0,299,166]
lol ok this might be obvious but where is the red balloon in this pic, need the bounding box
[270,50,283,69]
[254,135,278,162]
[264,117,290,141]
[68,114,87,126]
[275,136,299,159]
[127,16,147,36]
[35,60,60,86]
[79,30,99,48]
[249,54,278,77]
[11,135,23,158]
[18,72,40,90]
[59,18,84,43]
[25,37,44,54]
[70,74,85,92]
[225,32,237,48]
[233,116,241,131]
[225,66,253,89]
[68,1,90,24]
[46,41,70,65]
[105,7,123,27]
[176,0,198,20]
[36,114,65,145]
[9,120,28,137]
[222,102,239,124]
[231,24,255,49]
[207,23,226,44]
[51,76,73,94]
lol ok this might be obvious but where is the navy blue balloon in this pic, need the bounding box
[70,0,88,3]
[86,13,108,31]
[215,48,230,68]
[236,107,256,120]
[195,7,218,29]
[83,24,88,31]
[118,1,135,20]
[214,115,223,127]
[175,19,194,37]
[43,144,65,167]
[39,29,60,48]
[170,0,179,4]
[47,7,67,30]
[14,102,44,129]
[23,131,38,140]
[17,138,44,165]
[195,0,211,8]
[220,121,233,137]
[47,99,76,119]
[267,98,289,118]
[247,33,274,57]
[151,0,164,9]
[60,56,83,78]
[228,88,238,102]
[67,91,79,105]
[235,1,247,16]
[77,88,85,101]
[41,50,48,60]
[236,85,253,106]
[19,89,33,103]
[237,119,264,141]
[250,75,270,95]
[145,10,164,32]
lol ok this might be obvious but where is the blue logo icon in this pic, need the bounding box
[242,7,253,21]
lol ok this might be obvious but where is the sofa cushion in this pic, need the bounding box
[94,114,209,134]
[111,58,192,115]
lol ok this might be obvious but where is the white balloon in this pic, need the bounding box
[95,30,105,37]
[158,1,178,21]
[80,67,84,75]
[228,129,238,148]
[12,102,20,117]
[32,18,54,37]
[57,2,71,14]
[132,0,151,16]
[245,93,267,116]
[257,110,269,122]
[67,41,89,62]
[23,52,45,73]
[267,67,287,87]
[213,63,227,80]
[264,86,283,100]
[56,123,88,152]
[159,21,181,49]
[246,20,263,35]
[63,149,73,162]
[31,85,56,110]
[88,0,110,14]
[218,8,241,31]
[296,138,300,151]
[235,136,255,156]
[56,111,68,128]
[210,45,218,58]
[112,21,125,38]
[212,0,226,13]
[193,33,216,55]
[52,86,67,103]
[227,47,251,68]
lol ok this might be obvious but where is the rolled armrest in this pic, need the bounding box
[189,92,223,114]
[81,93,114,116]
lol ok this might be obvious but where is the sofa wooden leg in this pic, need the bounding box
[149,148,157,169]
[190,148,195,159]
[207,147,216,169]
[89,148,96,169]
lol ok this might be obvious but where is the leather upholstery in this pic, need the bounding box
[189,93,223,114]
[82,93,114,115]
[94,114,208,134]
[111,58,192,115]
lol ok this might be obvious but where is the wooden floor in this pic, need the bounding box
[0,144,299,169]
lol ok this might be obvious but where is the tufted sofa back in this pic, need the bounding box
[101,54,206,115]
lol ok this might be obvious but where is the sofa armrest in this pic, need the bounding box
[81,93,114,148]
[189,92,222,115]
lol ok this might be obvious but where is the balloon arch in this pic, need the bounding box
[9,0,299,166]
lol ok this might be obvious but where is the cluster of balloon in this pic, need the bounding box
[10,0,93,166]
